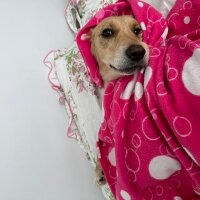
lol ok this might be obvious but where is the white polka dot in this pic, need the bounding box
[81,33,90,40]
[145,90,150,106]
[161,27,169,40]
[184,16,190,24]
[120,190,131,200]
[141,22,146,31]
[144,66,152,89]
[182,48,200,95]
[152,113,157,120]
[173,196,183,200]
[121,79,135,99]
[121,130,124,138]
[135,82,144,101]
[149,156,181,180]
[108,148,116,166]
[140,67,145,73]
[173,116,192,137]
[138,1,144,7]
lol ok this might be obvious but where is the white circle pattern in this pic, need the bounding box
[120,190,131,200]
[149,156,181,180]
[182,48,200,95]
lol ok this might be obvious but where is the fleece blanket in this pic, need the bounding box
[77,0,200,199]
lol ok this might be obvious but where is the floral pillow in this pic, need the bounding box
[44,44,114,200]
[65,0,116,34]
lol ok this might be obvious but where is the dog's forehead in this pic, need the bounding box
[97,15,138,28]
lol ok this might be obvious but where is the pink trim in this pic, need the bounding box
[65,97,78,140]
[43,50,60,89]
[43,50,78,141]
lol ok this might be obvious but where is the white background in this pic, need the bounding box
[0,0,104,199]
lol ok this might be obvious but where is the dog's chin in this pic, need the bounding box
[110,62,146,75]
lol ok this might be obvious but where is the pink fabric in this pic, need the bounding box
[77,0,200,199]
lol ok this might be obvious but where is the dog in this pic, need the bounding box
[89,15,149,185]
[90,15,149,85]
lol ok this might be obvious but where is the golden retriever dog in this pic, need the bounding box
[89,15,149,185]
[90,15,149,85]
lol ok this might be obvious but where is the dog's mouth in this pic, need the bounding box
[110,65,135,74]
[110,62,145,74]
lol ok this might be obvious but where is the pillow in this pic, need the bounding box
[43,44,114,200]
[65,0,117,34]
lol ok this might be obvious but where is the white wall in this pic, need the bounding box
[0,0,104,199]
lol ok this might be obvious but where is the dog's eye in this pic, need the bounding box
[133,27,142,35]
[102,28,113,38]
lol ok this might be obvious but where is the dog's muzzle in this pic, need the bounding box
[109,44,147,74]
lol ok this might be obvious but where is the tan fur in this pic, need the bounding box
[90,15,149,86]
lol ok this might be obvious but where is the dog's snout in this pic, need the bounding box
[125,45,145,62]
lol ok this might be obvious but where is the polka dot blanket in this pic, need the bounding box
[76,0,200,199]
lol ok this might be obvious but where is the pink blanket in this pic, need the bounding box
[77,0,200,199]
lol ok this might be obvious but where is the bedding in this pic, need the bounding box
[65,0,117,34]
[44,0,184,200]
[44,46,115,200]
[77,0,200,199]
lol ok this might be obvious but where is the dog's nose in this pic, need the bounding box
[125,45,145,62]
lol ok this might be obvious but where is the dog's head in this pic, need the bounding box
[90,15,149,82]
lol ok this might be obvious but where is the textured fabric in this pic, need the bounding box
[77,0,200,199]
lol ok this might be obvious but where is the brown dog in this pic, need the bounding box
[89,15,149,185]
[90,15,149,85]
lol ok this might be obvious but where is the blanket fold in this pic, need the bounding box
[77,0,200,199]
